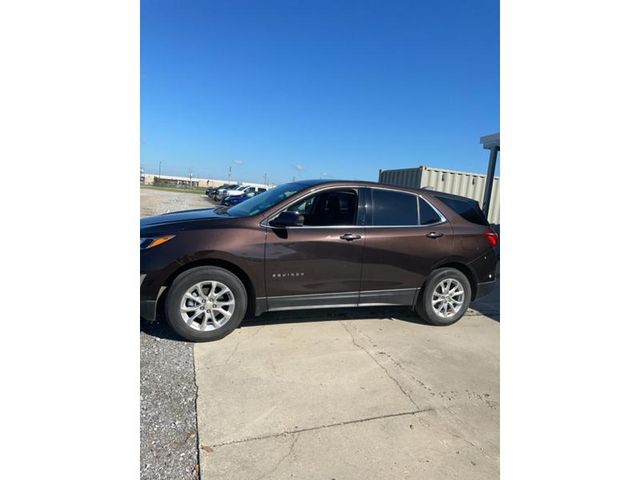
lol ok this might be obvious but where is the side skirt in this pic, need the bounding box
[254,288,419,315]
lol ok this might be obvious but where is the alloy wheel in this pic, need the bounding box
[179,281,235,331]
[431,278,465,319]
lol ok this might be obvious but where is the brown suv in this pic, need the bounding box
[141,180,498,342]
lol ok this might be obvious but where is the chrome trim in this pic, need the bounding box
[267,290,358,300]
[268,304,360,312]
[265,288,420,312]
[359,288,418,295]
[260,184,448,229]
[416,193,448,225]
[357,303,404,307]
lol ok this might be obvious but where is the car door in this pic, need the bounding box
[264,187,366,310]
[358,187,453,306]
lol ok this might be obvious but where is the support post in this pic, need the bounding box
[482,145,499,217]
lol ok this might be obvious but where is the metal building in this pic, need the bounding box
[378,165,500,224]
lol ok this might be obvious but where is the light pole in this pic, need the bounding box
[228,166,232,182]
[158,161,162,181]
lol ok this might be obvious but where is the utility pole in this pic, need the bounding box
[263,173,268,186]
[158,161,162,180]
[228,166,232,182]
[189,168,193,189]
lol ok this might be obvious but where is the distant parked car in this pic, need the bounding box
[214,184,241,201]
[207,184,231,198]
[222,194,248,206]
[225,185,267,198]
[222,188,267,206]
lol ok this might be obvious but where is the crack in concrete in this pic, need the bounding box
[253,433,299,480]
[210,407,436,448]
[340,321,421,410]
[339,321,497,460]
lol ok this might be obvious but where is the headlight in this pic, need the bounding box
[140,235,175,250]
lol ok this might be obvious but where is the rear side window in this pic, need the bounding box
[419,199,442,225]
[371,189,418,226]
[435,195,489,226]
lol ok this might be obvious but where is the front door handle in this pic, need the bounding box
[340,233,362,241]
[426,231,444,239]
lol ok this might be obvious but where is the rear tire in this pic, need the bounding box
[416,268,472,326]
[165,266,247,342]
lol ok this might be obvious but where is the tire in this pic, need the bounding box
[165,266,247,342]
[416,268,472,326]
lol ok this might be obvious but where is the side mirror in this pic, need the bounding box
[270,211,304,228]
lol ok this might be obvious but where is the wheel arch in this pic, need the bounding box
[163,258,258,315]
[429,260,479,300]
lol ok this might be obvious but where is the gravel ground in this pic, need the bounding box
[140,189,215,480]
[140,187,214,217]
[140,318,199,480]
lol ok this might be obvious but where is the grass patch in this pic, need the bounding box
[141,185,207,195]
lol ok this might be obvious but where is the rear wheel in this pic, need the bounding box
[416,268,472,326]
[165,266,247,342]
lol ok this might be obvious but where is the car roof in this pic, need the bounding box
[292,179,479,204]
[295,179,425,194]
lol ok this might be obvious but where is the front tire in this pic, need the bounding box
[416,268,472,326]
[165,266,247,342]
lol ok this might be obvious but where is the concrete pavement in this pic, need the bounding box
[194,307,499,479]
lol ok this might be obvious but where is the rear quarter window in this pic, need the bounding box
[434,195,489,226]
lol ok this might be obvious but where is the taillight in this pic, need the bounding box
[483,230,499,248]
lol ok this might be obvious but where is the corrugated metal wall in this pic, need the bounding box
[378,166,500,224]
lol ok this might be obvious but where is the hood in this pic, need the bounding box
[140,207,232,231]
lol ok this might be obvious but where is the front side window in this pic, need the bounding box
[371,189,418,226]
[286,189,358,226]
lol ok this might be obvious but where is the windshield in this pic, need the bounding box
[226,182,308,217]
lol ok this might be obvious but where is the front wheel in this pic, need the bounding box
[165,266,247,342]
[416,268,472,326]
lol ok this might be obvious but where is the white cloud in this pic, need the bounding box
[294,163,304,172]
[232,160,244,165]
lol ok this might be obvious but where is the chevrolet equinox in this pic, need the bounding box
[140,180,498,342]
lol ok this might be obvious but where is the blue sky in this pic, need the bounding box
[141,0,499,184]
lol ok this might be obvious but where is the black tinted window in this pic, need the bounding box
[287,189,358,226]
[372,190,418,226]
[419,199,442,225]
[435,195,489,226]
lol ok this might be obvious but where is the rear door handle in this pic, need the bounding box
[340,233,362,241]
[426,231,444,239]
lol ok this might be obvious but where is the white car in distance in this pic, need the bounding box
[225,185,265,197]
